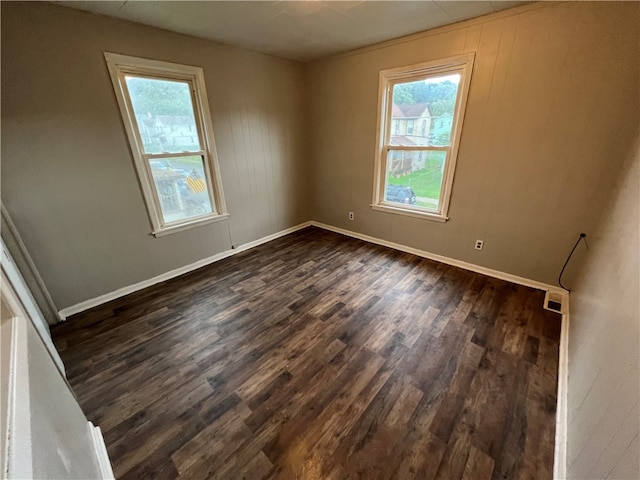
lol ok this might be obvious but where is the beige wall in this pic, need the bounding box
[2,3,639,474]
[308,2,639,285]
[565,136,639,479]
[1,2,309,309]
[2,2,639,310]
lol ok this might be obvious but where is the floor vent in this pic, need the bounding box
[544,290,565,314]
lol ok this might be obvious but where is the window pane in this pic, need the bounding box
[126,76,200,154]
[391,74,460,147]
[148,156,213,224]
[385,150,447,210]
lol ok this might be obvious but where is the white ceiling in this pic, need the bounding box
[56,1,529,62]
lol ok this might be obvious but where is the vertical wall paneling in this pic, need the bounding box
[308,2,639,286]
[565,137,639,480]
[1,2,309,309]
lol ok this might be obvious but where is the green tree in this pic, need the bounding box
[126,77,193,117]
[393,79,458,116]
[392,85,415,105]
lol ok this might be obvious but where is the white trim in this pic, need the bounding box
[104,52,227,236]
[1,295,114,478]
[4,315,33,480]
[59,217,567,314]
[372,53,475,221]
[310,221,566,296]
[1,242,51,341]
[88,423,115,480]
[554,303,570,480]
[370,204,448,222]
[1,245,65,375]
[58,221,313,319]
[1,205,60,324]
[151,213,229,237]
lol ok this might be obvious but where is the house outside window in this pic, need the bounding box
[105,52,228,236]
[372,54,474,221]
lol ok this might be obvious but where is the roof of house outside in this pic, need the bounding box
[138,115,194,128]
[391,102,430,119]
[390,135,416,146]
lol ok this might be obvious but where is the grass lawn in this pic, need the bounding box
[387,151,445,201]
[158,155,205,173]
[388,168,442,199]
[173,155,203,167]
[387,151,445,200]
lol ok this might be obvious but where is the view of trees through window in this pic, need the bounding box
[126,76,212,224]
[386,74,460,209]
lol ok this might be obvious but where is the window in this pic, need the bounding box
[407,119,415,135]
[105,52,227,236]
[372,54,474,222]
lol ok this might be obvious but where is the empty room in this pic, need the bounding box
[1,1,638,479]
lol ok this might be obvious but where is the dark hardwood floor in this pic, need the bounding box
[51,226,561,480]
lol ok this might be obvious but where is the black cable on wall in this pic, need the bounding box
[558,233,587,292]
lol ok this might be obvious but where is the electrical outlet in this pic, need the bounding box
[349,212,354,221]
[474,239,484,251]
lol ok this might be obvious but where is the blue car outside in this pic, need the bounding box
[385,185,417,205]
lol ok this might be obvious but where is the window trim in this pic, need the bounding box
[371,53,475,222]
[104,52,228,237]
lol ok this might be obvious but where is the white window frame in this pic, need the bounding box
[371,53,475,222]
[104,52,228,237]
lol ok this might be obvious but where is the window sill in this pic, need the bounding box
[370,204,448,222]
[151,213,229,237]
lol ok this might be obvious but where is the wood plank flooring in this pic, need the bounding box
[51,226,561,480]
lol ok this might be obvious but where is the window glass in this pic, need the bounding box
[106,53,227,235]
[126,76,200,154]
[148,155,213,224]
[385,150,447,211]
[372,54,474,220]
[390,74,460,147]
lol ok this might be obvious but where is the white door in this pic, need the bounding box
[1,267,114,479]
[1,238,64,374]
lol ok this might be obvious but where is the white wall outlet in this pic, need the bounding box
[474,239,484,251]
[349,211,354,220]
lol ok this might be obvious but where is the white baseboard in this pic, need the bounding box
[59,219,569,477]
[309,221,570,479]
[59,219,566,318]
[554,308,570,480]
[88,422,115,480]
[58,221,312,319]
[310,221,566,295]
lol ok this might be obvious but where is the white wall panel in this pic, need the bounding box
[567,137,639,479]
